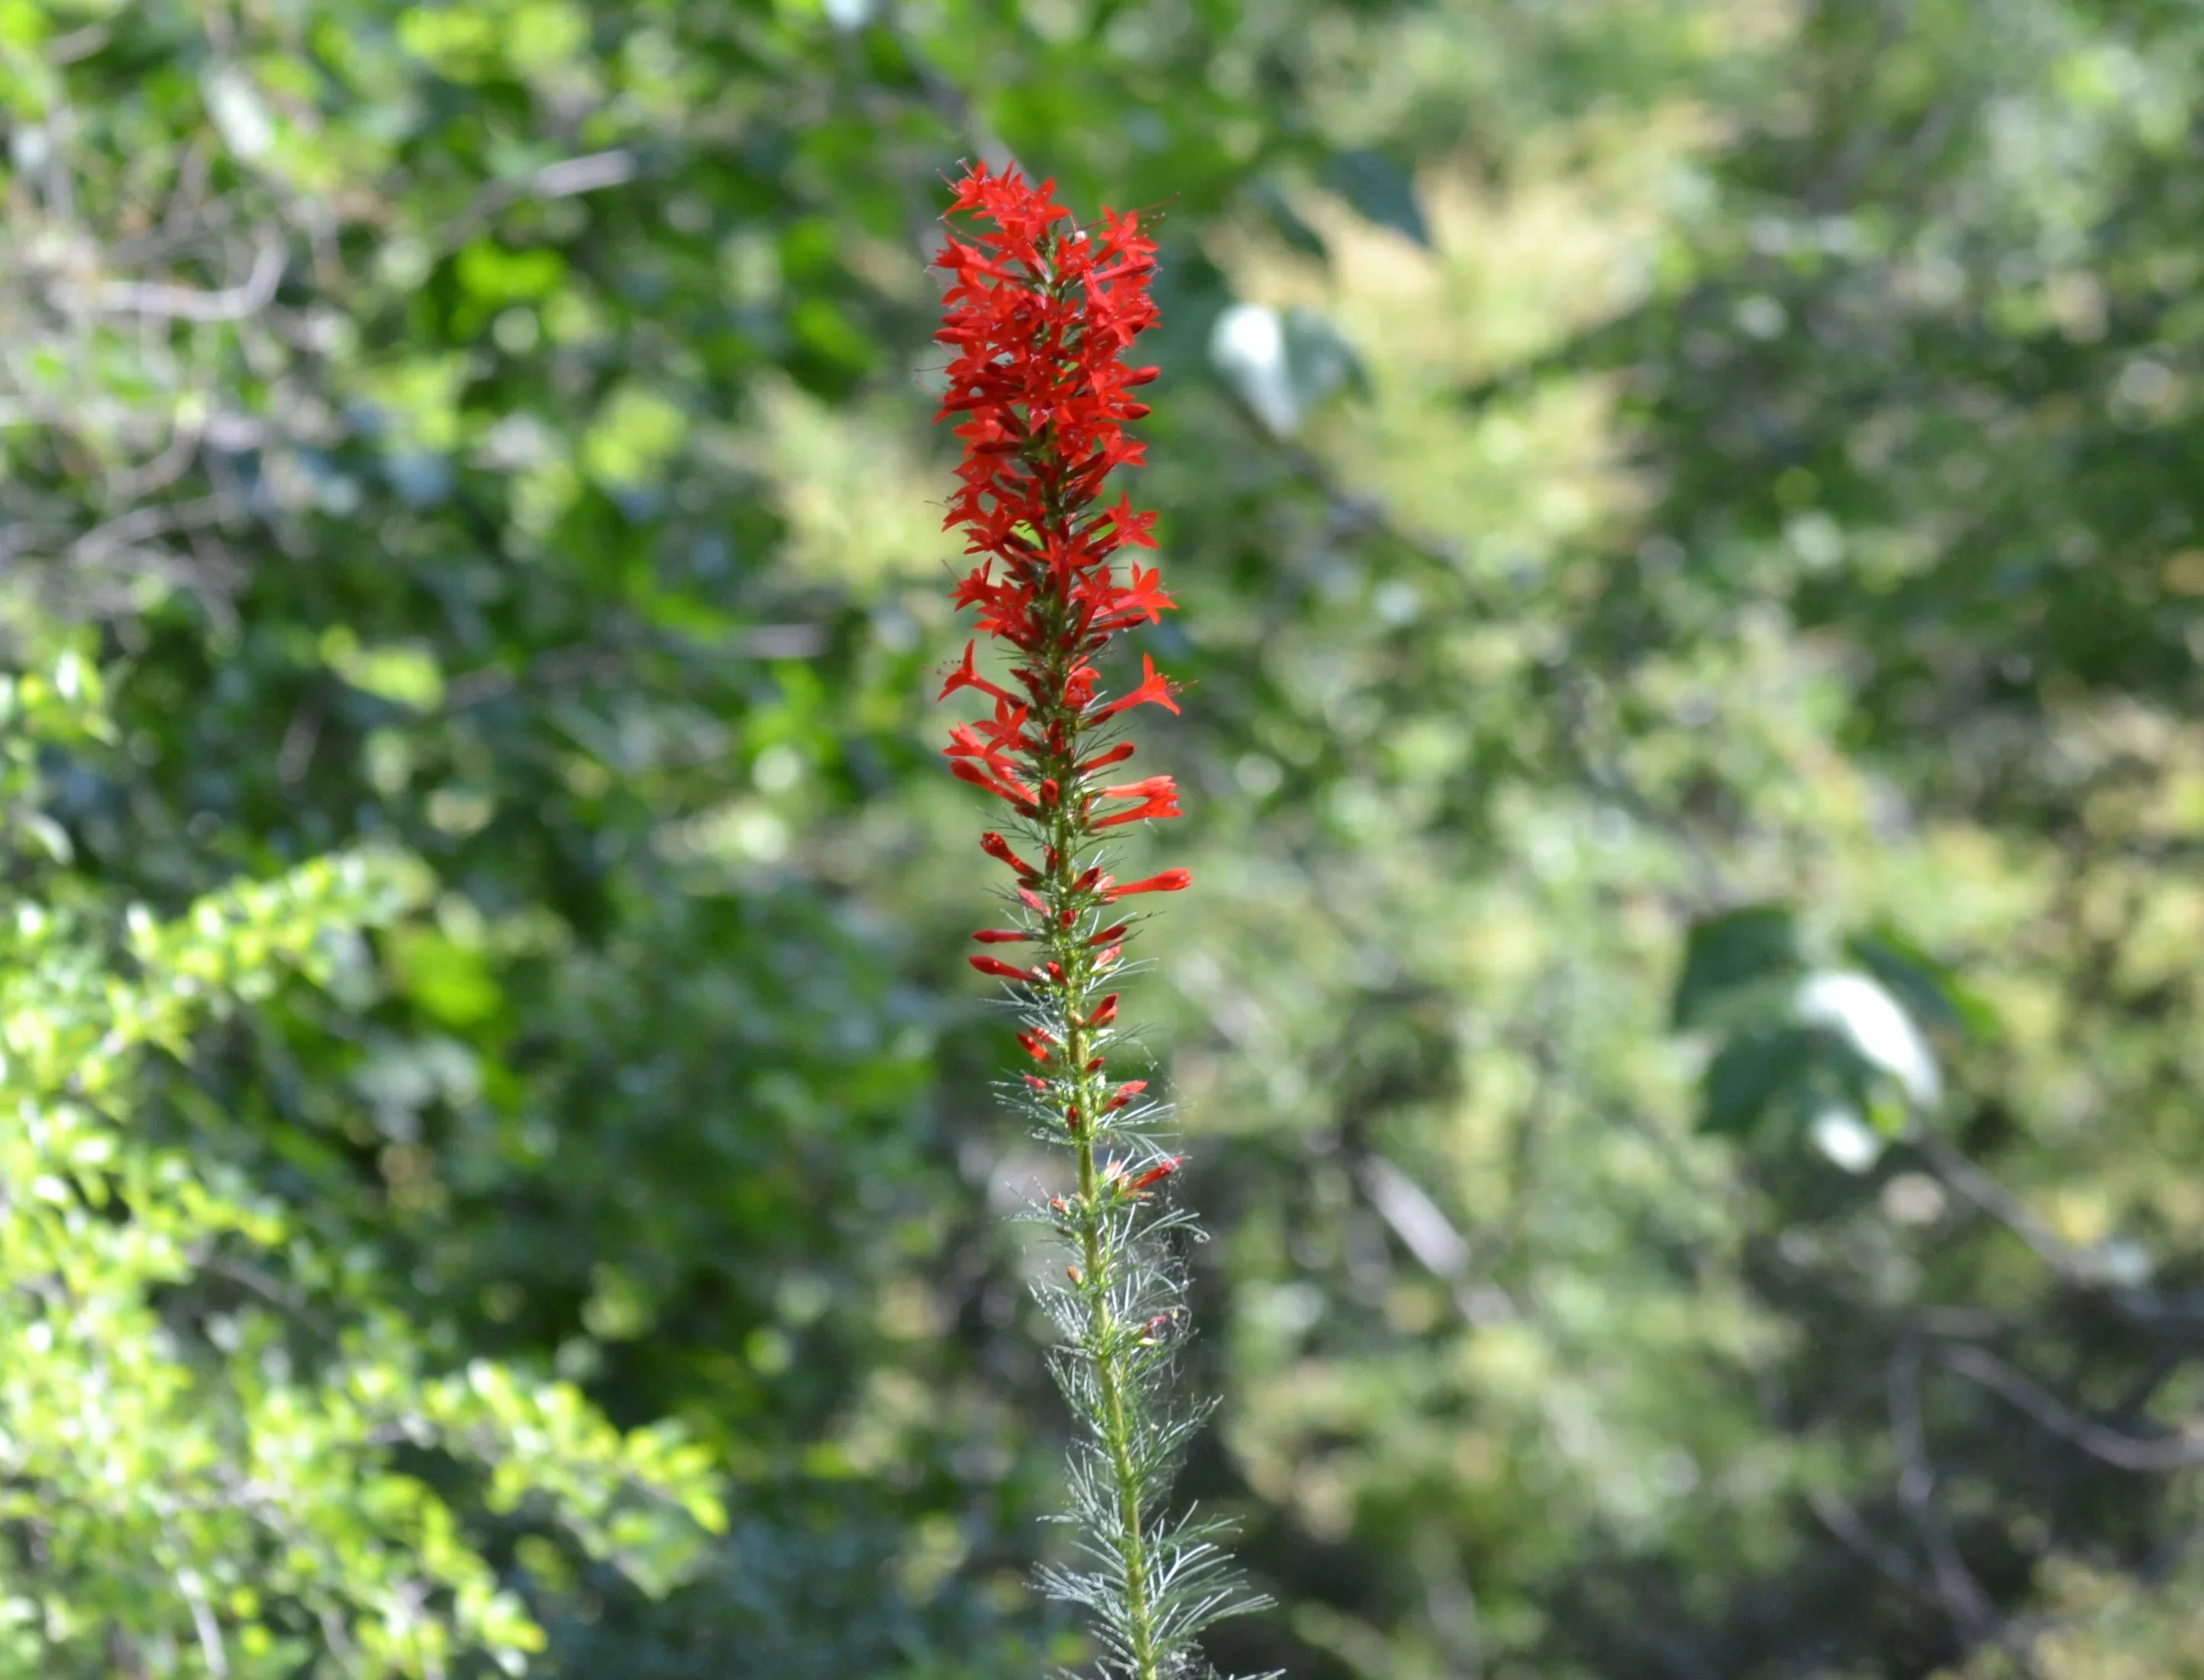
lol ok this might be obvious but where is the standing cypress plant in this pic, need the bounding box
[932,162,1273,1680]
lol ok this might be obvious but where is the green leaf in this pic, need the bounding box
[1325,148,1431,247]
[386,926,504,1029]
[1846,925,1999,1039]
[1254,181,1328,259]
[1670,904,1805,1030]
[321,628,447,712]
[1699,1024,1818,1137]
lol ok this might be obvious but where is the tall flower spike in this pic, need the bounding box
[933,161,1273,1680]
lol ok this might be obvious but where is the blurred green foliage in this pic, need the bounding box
[2,0,2202,1676]
[0,630,719,1675]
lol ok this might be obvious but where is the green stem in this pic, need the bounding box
[1041,679,1160,1678]
[1067,1014,1161,1680]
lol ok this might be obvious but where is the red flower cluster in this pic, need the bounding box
[934,161,1191,966]
[931,169,1252,1676]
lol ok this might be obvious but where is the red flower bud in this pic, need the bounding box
[1102,869,1192,901]
[972,928,1032,944]
[1130,1154,1183,1192]
[979,831,1041,881]
[969,955,1034,982]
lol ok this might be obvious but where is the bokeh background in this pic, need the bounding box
[4,0,2203,1675]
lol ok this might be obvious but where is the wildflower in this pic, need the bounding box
[1102,868,1193,902]
[1094,776,1183,828]
[933,160,1263,1680]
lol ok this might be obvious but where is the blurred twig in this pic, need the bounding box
[1910,1130,2079,1278]
[1887,1343,2009,1661]
[1805,1488,1935,1607]
[434,623,828,717]
[879,5,1014,176]
[434,150,638,252]
[1354,1153,1514,1326]
[75,239,283,324]
[1937,1345,2204,1472]
[1913,1126,2204,1338]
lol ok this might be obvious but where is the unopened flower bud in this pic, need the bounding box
[1102,1079,1147,1114]
[1129,1155,1183,1193]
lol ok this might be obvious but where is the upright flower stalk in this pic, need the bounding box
[934,162,1270,1680]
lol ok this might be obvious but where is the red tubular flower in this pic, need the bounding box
[1092,653,1180,721]
[1102,868,1193,901]
[1093,775,1183,829]
[949,758,1037,813]
[940,641,1018,706]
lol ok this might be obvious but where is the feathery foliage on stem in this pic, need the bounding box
[932,162,1272,1680]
